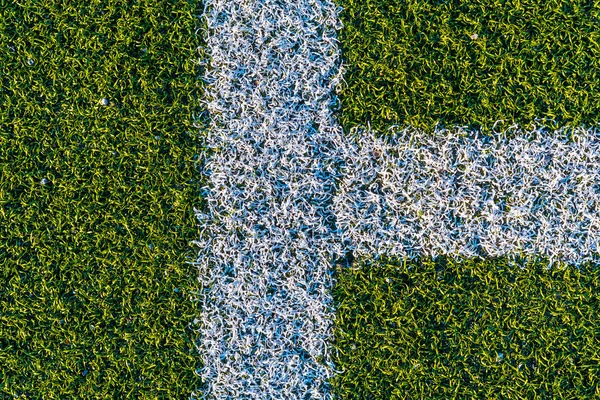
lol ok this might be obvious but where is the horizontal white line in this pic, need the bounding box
[335,125,600,266]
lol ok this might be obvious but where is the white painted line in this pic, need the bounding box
[192,0,600,397]
[335,125,600,266]
[192,0,344,398]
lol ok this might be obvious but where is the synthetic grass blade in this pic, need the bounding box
[192,0,344,398]
[0,0,203,397]
[334,125,600,266]
[332,256,600,399]
[334,0,600,134]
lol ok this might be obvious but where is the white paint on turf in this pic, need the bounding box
[192,0,344,398]
[335,125,600,266]
[193,1,600,397]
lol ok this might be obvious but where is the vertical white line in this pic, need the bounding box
[193,0,344,398]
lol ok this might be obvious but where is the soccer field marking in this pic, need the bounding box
[193,0,343,398]
[193,0,600,397]
[335,125,600,266]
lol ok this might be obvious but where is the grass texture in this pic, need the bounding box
[333,1,600,397]
[332,257,600,399]
[336,0,600,133]
[0,0,205,397]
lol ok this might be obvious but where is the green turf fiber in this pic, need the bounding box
[336,0,600,133]
[332,257,600,399]
[0,1,206,397]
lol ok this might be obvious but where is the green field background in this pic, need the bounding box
[332,257,600,399]
[0,1,205,397]
[337,0,600,134]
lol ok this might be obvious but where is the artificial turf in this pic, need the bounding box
[0,0,205,397]
[3,0,600,398]
[332,257,600,399]
[331,0,600,398]
[336,0,600,134]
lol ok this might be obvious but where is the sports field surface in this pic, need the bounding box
[2,0,600,399]
[331,0,600,398]
[337,0,600,134]
[1,1,204,397]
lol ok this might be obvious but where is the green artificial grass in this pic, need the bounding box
[0,0,206,397]
[336,0,600,133]
[332,257,600,399]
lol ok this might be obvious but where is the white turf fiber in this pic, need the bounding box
[192,0,344,398]
[335,126,600,266]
